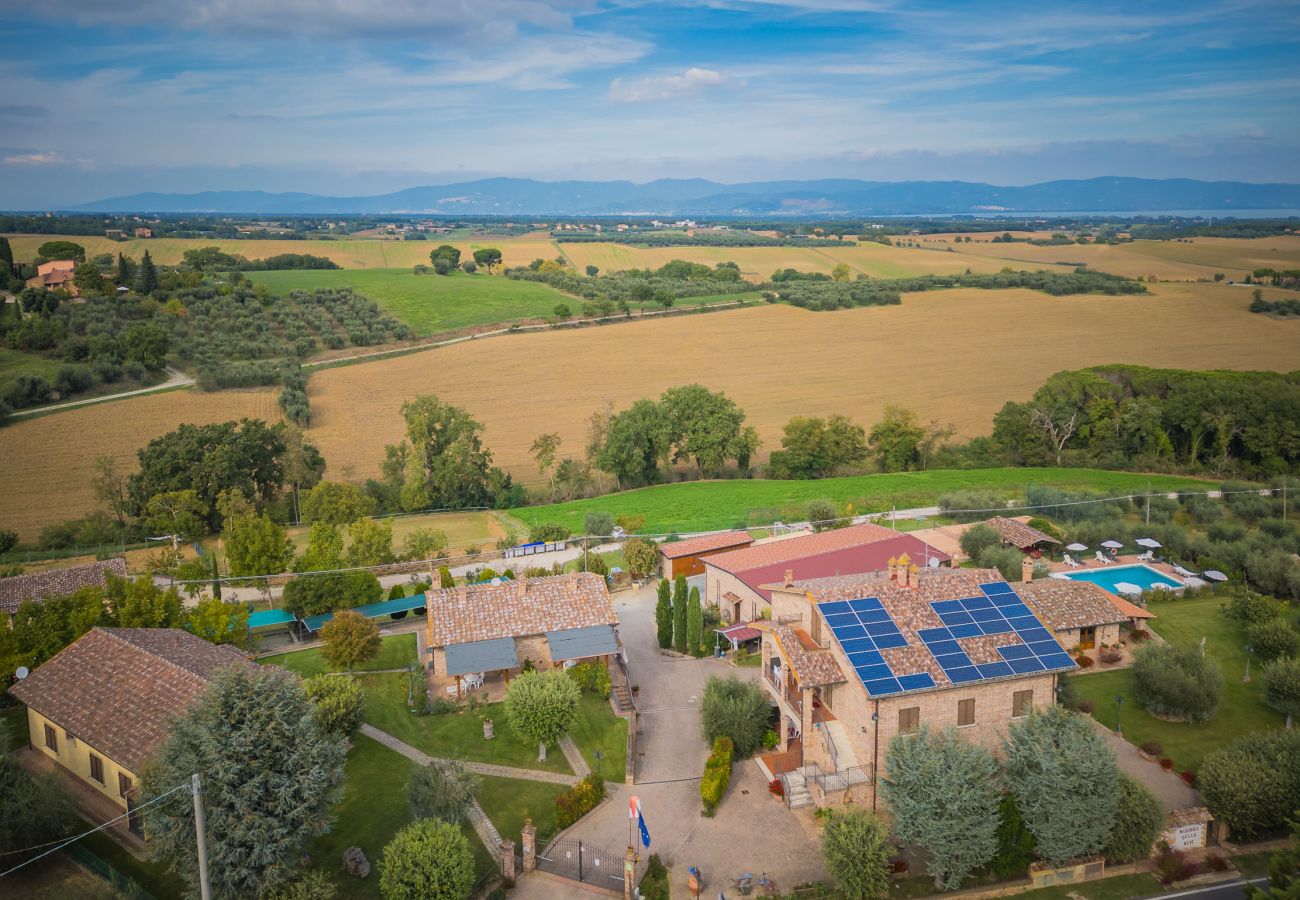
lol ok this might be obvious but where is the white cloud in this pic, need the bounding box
[609,67,730,103]
[3,151,66,166]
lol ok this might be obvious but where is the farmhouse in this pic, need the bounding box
[1016,578,1130,652]
[7,628,251,831]
[758,562,1075,810]
[702,523,952,624]
[659,530,753,579]
[983,516,1061,556]
[0,557,127,620]
[25,258,78,294]
[425,573,620,700]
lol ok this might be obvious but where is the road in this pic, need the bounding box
[11,366,195,417]
[1147,876,1268,899]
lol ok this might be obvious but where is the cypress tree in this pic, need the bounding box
[672,575,688,654]
[655,578,672,648]
[135,249,157,294]
[116,252,130,285]
[687,585,703,656]
[210,553,221,601]
[439,565,454,589]
[0,236,12,269]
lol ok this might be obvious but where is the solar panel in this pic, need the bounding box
[948,623,983,638]
[897,673,936,690]
[820,597,917,698]
[819,600,853,615]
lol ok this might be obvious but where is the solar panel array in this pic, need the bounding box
[818,581,1075,698]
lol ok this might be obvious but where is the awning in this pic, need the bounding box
[301,592,427,632]
[546,624,618,662]
[716,624,762,643]
[248,609,295,630]
[445,637,519,676]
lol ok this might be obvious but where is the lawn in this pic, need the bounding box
[1071,596,1285,772]
[476,774,567,845]
[260,632,418,677]
[306,733,495,900]
[0,347,64,398]
[247,268,576,336]
[570,695,628,783]
[1,706,28,747]
[511,468,1217,535]
[284,509,505,556]
[355,673,574,774]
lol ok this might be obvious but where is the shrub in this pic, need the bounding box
[1130,642,1224,722]
[555,774,606,829]
[1155,844,1195,885]
[1139,740,1163,756]
[530,522,571,542]
[1263,656,1300,728]
[408,760,480,825]
[768,778,783,796]
[807,498,843,530]
[1223,591,1287,625]
[1199,729,1300,839]
[1160,758,1174,770]
[379,818,475,900]
[976,545,1025,581]
[303,675,365,738]
[959,523,1002,560]
[820,809,892,899]
[1206,853,1230,872]
[319,609,382,672]
[1181,771,1196,786]
[1077,699,1095,714]
[1075,654,1095,668]
[1099,647,1123,664]
[505,670,580,762]
[988,794,1037,880]
[1246,617,1300,661]
[700,738,733,815]
[566,661,612,698]
[1104,775,1164,864]
[1129,628,1149,642]
[700,675,770,758]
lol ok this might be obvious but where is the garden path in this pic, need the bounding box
[1089,718,1201,811]
[358,723,580,786]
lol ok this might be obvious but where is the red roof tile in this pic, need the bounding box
[704,522,901,574]
[659,531,753,559]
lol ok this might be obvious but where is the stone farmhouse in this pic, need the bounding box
[757,561,1076,810]
[0,557,127,621]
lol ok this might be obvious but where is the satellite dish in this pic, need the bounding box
[14,666,29,680]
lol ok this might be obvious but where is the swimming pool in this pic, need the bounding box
[1062,563,1183,595]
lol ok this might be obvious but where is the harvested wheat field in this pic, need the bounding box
[0,389,279,539]
[1,232,560,270]
[304,281,1300,487]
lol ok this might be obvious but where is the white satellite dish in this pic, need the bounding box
[15,666,29,680]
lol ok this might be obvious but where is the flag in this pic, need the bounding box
[635,797,651,849]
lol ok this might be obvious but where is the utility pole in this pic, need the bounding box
[1145,483,1151,526]
[192,774,212,900]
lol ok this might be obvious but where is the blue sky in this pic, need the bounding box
[0,0,1297,207]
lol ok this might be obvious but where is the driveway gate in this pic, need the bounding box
[535,837,630,889]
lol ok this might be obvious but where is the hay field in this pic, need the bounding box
[1,232,559,270]
[558,240,1031,282]
[303,281,1300,487]
[938,235,1300,281]
[0,389,279,539]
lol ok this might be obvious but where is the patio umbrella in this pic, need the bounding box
[1101,540,1124,549]
[1114,582,1142,595]
[1173,565,1199,578]
[1136,538,1162,549]
[1203,570,1229,582]
[1066,542,1088,552]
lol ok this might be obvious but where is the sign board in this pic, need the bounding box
[1163,822,1206,851]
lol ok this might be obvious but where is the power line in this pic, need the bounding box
[0,783,191,879]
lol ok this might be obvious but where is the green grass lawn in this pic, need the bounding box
[78,830,188,899]
[307,733,494,900]
[570,695,628,783]
[1,706,28,747]
[476,774,567,845]
[247,268,576,336]
[260,632,418,677]
[0,347,63,398]
[1072,596,1285,772]
[511,468,1218,535]
[356,673,573,774]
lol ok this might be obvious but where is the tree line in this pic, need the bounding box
[553,231,857,248]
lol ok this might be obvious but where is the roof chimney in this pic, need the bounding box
[517,577,527,599]
[1021,555,1034,583]
[784,568,794,588]
[887,556,898,581]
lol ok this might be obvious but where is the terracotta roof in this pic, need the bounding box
[704,522,901,574]
[1016,580,1129,631]
[659,531,753,559]
[785,567,1073,695]
[770,625,845,687]
[426,573,617,647]
[742,534,951,602]
[0,558,128,616]
[1104,593,1157,620]
[7,628,251,773]
[985,516,1061,549]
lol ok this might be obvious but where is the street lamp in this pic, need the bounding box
[1115,695,1124,736]
[1243,645,1253,683]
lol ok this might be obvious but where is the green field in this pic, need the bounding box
[1072,595,1285,773]
[247,268,575,336]
[0,347,64,398]
[260,632,418,677]
[510,467,1219,535]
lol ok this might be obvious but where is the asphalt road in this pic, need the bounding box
[1147,876,1269,899]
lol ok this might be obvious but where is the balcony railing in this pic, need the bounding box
[799,761,874,794]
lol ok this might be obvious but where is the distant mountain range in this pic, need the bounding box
[71,176,1300,217]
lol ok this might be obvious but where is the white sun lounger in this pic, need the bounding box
[1094,551,1114,565]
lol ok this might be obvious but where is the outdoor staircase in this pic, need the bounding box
[821,719,858,770]
[784,770,813,809]
[612,682,634,712]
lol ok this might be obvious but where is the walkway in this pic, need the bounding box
[1088,718,1201,811]
[559,736,591,777]
[358,724,580,786]
[11,366,194,417]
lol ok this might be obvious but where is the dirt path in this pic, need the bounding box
[10,366,195,417]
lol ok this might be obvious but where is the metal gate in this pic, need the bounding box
[535,837,627,888]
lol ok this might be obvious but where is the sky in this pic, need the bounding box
[1,0,1298,208]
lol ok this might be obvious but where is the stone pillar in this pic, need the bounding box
[499,839,516,880]
[1022,555,1034,583]
[521,817,536,872]
[623,845,638,899]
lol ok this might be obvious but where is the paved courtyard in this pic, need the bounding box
[512,583,828,898]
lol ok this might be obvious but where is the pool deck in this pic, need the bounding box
[1046,554,1189,588]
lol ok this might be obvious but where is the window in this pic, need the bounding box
[811,611,822,644]
[957,698,976,727]
[43,724,58,752]
[119,773,133,798]
[821,684,834,710]
[1012,689,1034,718]
[89,754,104,785]
[898,707,920,734]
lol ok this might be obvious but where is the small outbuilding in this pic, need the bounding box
[659,530,754,579]
[1016,579,1128,651]
[983,516,1062,556]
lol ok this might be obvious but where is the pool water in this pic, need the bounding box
[1062,563,1183,595]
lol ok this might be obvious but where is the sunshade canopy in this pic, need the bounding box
[1101,540,1124,549]
[1136,538,1162,548]
[444,637,519,676]
[1204,570,1229,582]
[301,593,427,632]
[1066,543,1089,552]
[546,624,618,661]
[1114,582,1142,595]
[248,609,295,630]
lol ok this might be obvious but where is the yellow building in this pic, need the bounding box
[8,627,250,834]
